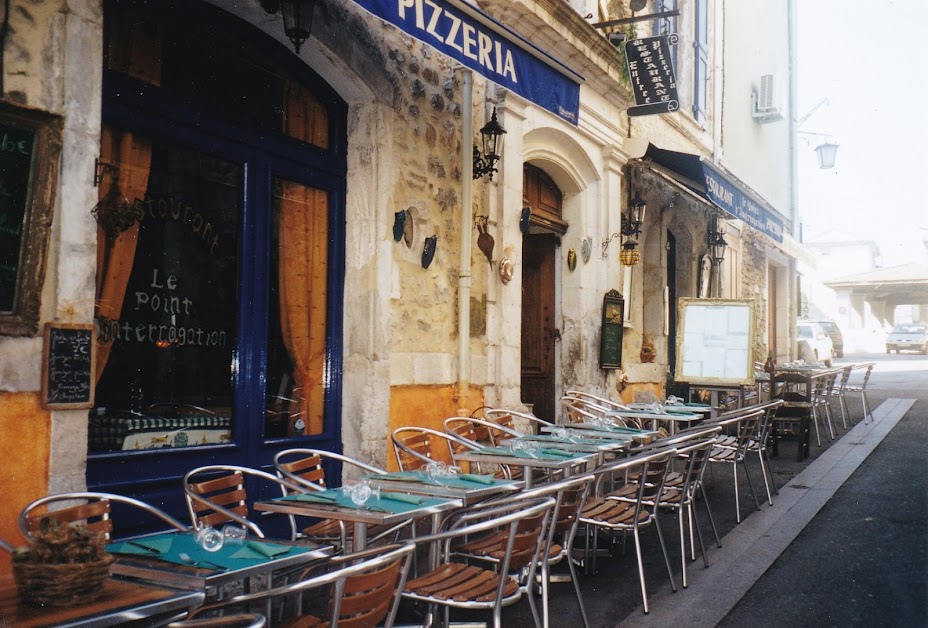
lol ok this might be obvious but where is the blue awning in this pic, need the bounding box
[350,0,583,125]
[642,144,785,243]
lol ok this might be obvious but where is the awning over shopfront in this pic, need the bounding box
[640,144,785,243]
[350,0,583,124]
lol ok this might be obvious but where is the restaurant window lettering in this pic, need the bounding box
[89,139,240,453]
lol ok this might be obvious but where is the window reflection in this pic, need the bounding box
[89,136,240,452]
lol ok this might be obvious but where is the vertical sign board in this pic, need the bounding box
[600,290,625,369]
[624,34,679,117]
[42,323,95,409]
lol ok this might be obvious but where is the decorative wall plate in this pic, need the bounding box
[498,257,514,284]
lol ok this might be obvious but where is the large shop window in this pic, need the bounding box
[90,138,242,452]
[89,1,344,456]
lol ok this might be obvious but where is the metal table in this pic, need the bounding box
[366,471,523,506]
[453,447,597,488]
[255,489,462,552]
[108,531,332,596]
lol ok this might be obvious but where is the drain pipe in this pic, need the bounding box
[456,68,474,415]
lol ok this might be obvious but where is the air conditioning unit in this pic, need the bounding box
[752,74,784,123]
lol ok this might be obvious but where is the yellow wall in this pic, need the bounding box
[387,384,484,471]
[0,392,50,570]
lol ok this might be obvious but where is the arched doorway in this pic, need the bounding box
[520,164,567,422]
[88,1,346,518]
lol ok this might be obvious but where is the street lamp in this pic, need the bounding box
[473,107,506,180]
[707,215,728,297]
[262,0,316,54]
[814,141,839,169]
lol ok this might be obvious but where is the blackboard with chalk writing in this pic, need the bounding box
[42,323,95,409]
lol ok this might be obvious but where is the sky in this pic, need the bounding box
[797,0,928,267]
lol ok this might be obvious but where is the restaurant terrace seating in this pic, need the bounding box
[484,474,596,628]
[483,408,553,436]
[183,465,305,539]
[20,491,188,541]
[401,496,555,628]
[274,448,411,551]
[578,447,678,614]
[390,426,477,472]
[178,543,414,628]
[706,409,765,523]
[846,362,875,423]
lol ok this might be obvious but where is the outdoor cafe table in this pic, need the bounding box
[547,423,660,445]
[605,408,704,434]
[106,530,332,596]
[453,447,597,489]
[255,488,462,552]
[499,433,628,466]
[365,471,523,506]
[0,572,204,627]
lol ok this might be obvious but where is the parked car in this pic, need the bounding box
[809,320,844,358]
[797,321,834,366]
[885,323,928,354]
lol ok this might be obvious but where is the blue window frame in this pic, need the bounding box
[88,3,347,527]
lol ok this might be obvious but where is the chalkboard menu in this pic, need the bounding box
[600,290,625,369]
[624,34,680,118]
[0,103,63,336]
[42,323,95,409]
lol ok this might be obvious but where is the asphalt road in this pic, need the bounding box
[719,353,928,627]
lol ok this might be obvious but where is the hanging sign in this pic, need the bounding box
[350,0,582,125]
[625,34,679,117]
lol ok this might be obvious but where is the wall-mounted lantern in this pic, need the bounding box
[473,107,506,180]
[262,0,316,54]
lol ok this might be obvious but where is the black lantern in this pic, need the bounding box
[473,107,506,180]
[262,0,315,54]
[622,192,647,238]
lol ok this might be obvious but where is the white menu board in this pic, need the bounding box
[675,298,755,386]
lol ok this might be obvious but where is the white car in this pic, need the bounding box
[797,321,834,367]
[885,323,928,354]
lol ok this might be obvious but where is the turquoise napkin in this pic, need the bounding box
[379,492,424,505]
[280,491,338,503]
[368,472,425,483]
[231,540,292,560]
[109,534,173,555]
[540,448,576,458]
[459,473,495,485]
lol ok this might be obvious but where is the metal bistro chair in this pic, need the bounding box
[179,543,414,628]
[578,447,678,615]
[480,474,596,628]
[564,390,633,413]
[443,416,518,479]
[183,465,306,539]
[390,426,478,472]
[20,491,188,541]
[845,362,875,423]
[274,448,412,551]
[831,364,855,430]
[706,409,765,524]
[401,496,556,628]
[168,614,266,627]
[714,399,785,506]
[483,408,554,436]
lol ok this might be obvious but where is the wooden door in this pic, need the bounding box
[521,233,557,423]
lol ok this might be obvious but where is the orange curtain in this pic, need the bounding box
[278,183,329,435]
[94,6,162,383]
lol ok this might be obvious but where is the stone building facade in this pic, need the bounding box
[0,0,798,549]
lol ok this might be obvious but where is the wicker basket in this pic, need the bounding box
[13,554,115,607]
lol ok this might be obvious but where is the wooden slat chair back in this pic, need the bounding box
[273,449,407,552]
[402,497,556,628]
[20,492,188,542]
[391,427,472,471]
[186,471,249,530]
[183,465,306,538]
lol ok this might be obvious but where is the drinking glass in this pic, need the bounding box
[195,526,224,552]
[221,524,246,545]
[349,480,373,507]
